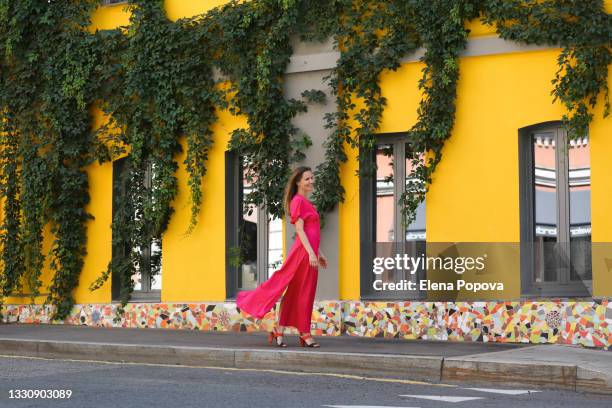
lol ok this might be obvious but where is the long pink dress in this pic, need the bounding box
[236,193,320,333]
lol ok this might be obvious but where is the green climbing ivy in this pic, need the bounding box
[0,0,105,319]
[0,0,609,319]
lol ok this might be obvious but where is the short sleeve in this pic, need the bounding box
[289,195,304,224]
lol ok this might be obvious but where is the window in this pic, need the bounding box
[519,122,592,296]
[112,157,162,302]
[225,152,283,298]
[360,133,426,299]
[103,0,127,5]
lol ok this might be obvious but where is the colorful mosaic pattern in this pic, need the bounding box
[0,301,343,336]
[342,300,612,348]
[1,300,609,348]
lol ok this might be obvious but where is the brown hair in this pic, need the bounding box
[284,166,312,216]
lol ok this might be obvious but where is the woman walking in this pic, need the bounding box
[236,166,327,348]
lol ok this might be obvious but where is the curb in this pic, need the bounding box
[442,358,577,390]
[0,338,443,382]
[442,355,612,394]
[0,338,610,394]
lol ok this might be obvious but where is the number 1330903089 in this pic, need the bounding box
[9,389,72,399]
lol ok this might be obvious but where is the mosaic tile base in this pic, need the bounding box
[342,300,611,348]
[0,301,343,336]
[1,300,609,348]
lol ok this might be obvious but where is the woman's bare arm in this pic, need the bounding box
[295,218,318,267]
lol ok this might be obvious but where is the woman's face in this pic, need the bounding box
[297,170,314,193]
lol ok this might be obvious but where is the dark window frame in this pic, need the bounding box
[360,132,426,300]
[111,157,161,303]
[225,151,278,299]
[518,121,592,297]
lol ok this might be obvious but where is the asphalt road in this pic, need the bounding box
[0,355,610,408]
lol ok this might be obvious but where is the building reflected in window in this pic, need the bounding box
[226,152,286,298]
[364,135,426,299]
[568,136,592,281]
[528,124,591,294]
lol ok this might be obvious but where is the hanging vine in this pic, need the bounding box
[398,0,480,225]
[90,0,223,306]
[483,0,611,138]
[206,0,320,218]
[0,0,105,319]
[312,0,422,217]
[0,0,609,319]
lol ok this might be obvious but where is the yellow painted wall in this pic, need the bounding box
[4,1,611,305]
[89,0,246,303]
[87,0,612,303]
[161,110,246,302]
[75,161,113,304]
[341,47,612,299]
[339,3,612,300]
[5,1,243,305]
[590,70,612,297]
[338,140,361,300]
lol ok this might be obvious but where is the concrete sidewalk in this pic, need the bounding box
[1,323,610,394]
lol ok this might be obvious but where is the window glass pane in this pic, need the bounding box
[148,163,162,291]
[150,239,162,290]
[376,144,394,242]
[132,241,156,292]
[405,144,426,280]
[131,270,142,291]
[375,144,398,284]
[533,132,558,282]
[568,136,592,281]
[120,160,161,293]
[405,144,426,242]
[238,161,258,290]
[268,216,283,278]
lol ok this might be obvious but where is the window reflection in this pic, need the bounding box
[405,145,425,283]
[125,161,162,293]
[375,144,397,285]
[405,145,426,242]
[149,239,162,290]
[235,156,282,289]
[268,216,283,278]
[239,159,258,290]
[367,137,428,298]
[568,136,592,281]
[533,132,558,282]
[532,129,591,285]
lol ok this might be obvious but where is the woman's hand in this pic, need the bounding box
[318,253,328,269]
[308,251,319,268]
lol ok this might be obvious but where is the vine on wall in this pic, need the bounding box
[0,0,105,319]
[0,0,609,319]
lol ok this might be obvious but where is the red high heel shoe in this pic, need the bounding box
[268,328,287,348]
[299,333,320,348]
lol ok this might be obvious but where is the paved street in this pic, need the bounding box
[0,355,610,408]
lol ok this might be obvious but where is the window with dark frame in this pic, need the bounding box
[360,133,426,300]
[111,157,162,302]
[225,152,283,299]
[519,122,592,297]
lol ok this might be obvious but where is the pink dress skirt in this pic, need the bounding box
[236,194,320,333]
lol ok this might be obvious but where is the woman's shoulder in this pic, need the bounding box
[291,193,308,204]
[290,194,302,207]
[291,194,316,212]
[293,194,318,212]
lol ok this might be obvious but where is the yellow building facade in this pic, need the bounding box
[2,0,612,348]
